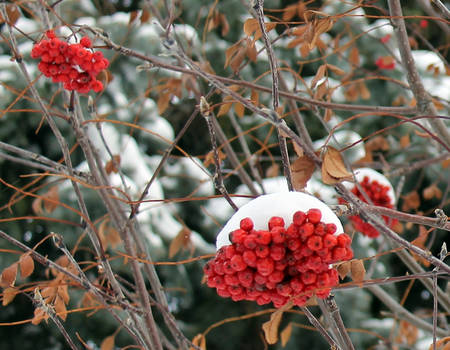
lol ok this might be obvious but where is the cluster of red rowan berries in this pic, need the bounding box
[31,30,109,93]
[340,175,397,238]
[203,209,353,308]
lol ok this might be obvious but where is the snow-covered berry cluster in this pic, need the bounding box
[204,194,353,308]
[340,168,397,238]
[31,30,109,93]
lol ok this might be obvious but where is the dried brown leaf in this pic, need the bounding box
[191,334,206,350]
[2,287,17,306]
[430,337,450,350]
[366,136,389,152]
[401,191,420,212]
[32,197,43,215]
[1,263,18,287]
[19,253,34,279]
[0,4,20,25]
[290,155,315,190]
[310,64,327,89]
[262,309,284,345]
[54,295,67,321]
[266,163,280,178]
[442,158,450,169]
[105,155,121,174]
[129,10,139,24]
[350,260,365,286]
[140,8,151,23]
[157,92,171,114]
[101,335,115,350]
[398,320,418,346]
[359,82,371,100]
[326,63,346,76]
[282,4,298,21]
[234,102,245,118]
[321,146,352,184]
[31,307,48,325]
[169,227,191,258]
[400,134,410,148]
[337,261,351,280]
[43,186,59,213]
[314,80,328,100]
[280,323,292,347]
[423,183,442,200]
[246,40,257,62]
[323,108,333,122]
[349,46,360,66]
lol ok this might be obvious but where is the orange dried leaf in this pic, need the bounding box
[321,146,352,184]
[314,80,328,100]
[323,108,333,122]
[282,4,298,21]
[280,323,292,347]
[101,335,115,350]
[430,337,450,350]
[337,261,351,280]
[423,183,442,200]
[234,102,245,118]
[0,4,20,25]
[366,135,389,152]
[129,10,139,24]
[217,101,233,117]
[105,155,121,174]
[243,18,259,37]
[32,307,48,325]
[43,186,59,213]
[266,163,280,178]
[442,157,450,169]
[326,64,345,76]
[157,93,171,114]
[58,285,70,304]
[2,287,17,306]
[359,82,371,100]
[169,227,191,258]
[191,334,206,350]
[1,263,18,287]
[262,308,284,345]
[310,64,327,89]
[349,46,360,66]
[400,134,410,148]
[140,8,151,23]
[350,260,365,286]
[401,191,420,212]
[54,295,67,321]
[290,155,315,190]
[246,40,257,62]
[229,46,246,73]
[19,253,34,279]
[398,320,418,346]
[32,198,43,215]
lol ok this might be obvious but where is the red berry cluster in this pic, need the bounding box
[31,30,109,93]
[339,175,397,238]
[203,209,353,308]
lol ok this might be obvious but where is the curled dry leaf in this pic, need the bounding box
[1,263,18,287]
[243,18,277,41]
[19,253,35,279]
[400,134,410,148]
[397,320,418,346]
[401,191,420,212]
[105,155,121,174]
[350,259,365,287]
[262,308,284,345]
[0,4,20,25]
[169,227,192,258]
[280,323,292,347]
[191,334,206,350]
[2,287,17,306]
[290,155,315,190]
[429,336,450,350]
[100,334,116,350]
[321,146,352,184]
[337,261,351,280]
[422,183,442,200]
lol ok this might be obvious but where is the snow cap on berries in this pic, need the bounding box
[216,192,344,250]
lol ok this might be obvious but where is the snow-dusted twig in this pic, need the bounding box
[388,0,450,147]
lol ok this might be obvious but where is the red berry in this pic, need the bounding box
[230,254,247,272]
[323,234,337,249]
[229,229,246,244]
[325,223,337,235]
[203,261,214,276]
[317,272,330,287]
[307,208,322,224]
[224,274,239,286]
[228,285,243,295]
[316,287,331,299]
[270,244,286,261]
[256,258,274,276]
[224,245,235,259]
[240,217,254,231]
[255,230,271,245]
[337,234,351,247]
[286,223,299,238]
[271,226,286,244]
[301,271,317,285]
[307,235,323,251]
[255,245,270,258]
[242,250,257,267]
[274,259,287,271]
[80,36,92,48]
[268,216,284,230]
[287,238,301,251]
[217,288,231,298]
[299,223,314,240]
[314,222,326,236]
[268,270,284,283]
[223,260,235,274]
[93,51,104,61]
[290,277,304,293]
[300,245,313,257]
[344,247,353,260]
[237,269,253,287]
[243,234,257,249]
[332,247,347,261]
[276,283,292,297]
[293,211,306,226]
[254,273,267,285]
[213,262,224,275]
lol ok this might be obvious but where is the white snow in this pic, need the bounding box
[216,192,345,250]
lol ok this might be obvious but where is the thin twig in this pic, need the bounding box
[300,306,342,350]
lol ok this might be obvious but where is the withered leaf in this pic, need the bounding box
[234,102,245,118]
[169,227,191,258]
[100,335,115,350]
[310,64,327,89]
[350,260,365,286]
[366,135,389,152]
[429,337,450,350]
[43,186,59,213]
[321,146,352,184]
[398,320,418,346]
[1,263,18,287]
[105,155,121,174]
[337,261,351,280]
[0,4,20,25]
[401,191,420,212]
[140,8,151,23]
[243,18,276,40]
[262,308,284,345]
[400,134,410,148]
[2,287,17,306]
[32,307,48,325]
[266,163,280,178]
[280,323,292,347]
[54,295,67,321]
[326,63,346,76]
[290,155,315,190]
[422,183,442,200]
[349,46,360,66]
[19,253,34,279]
[191,334,206,350]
